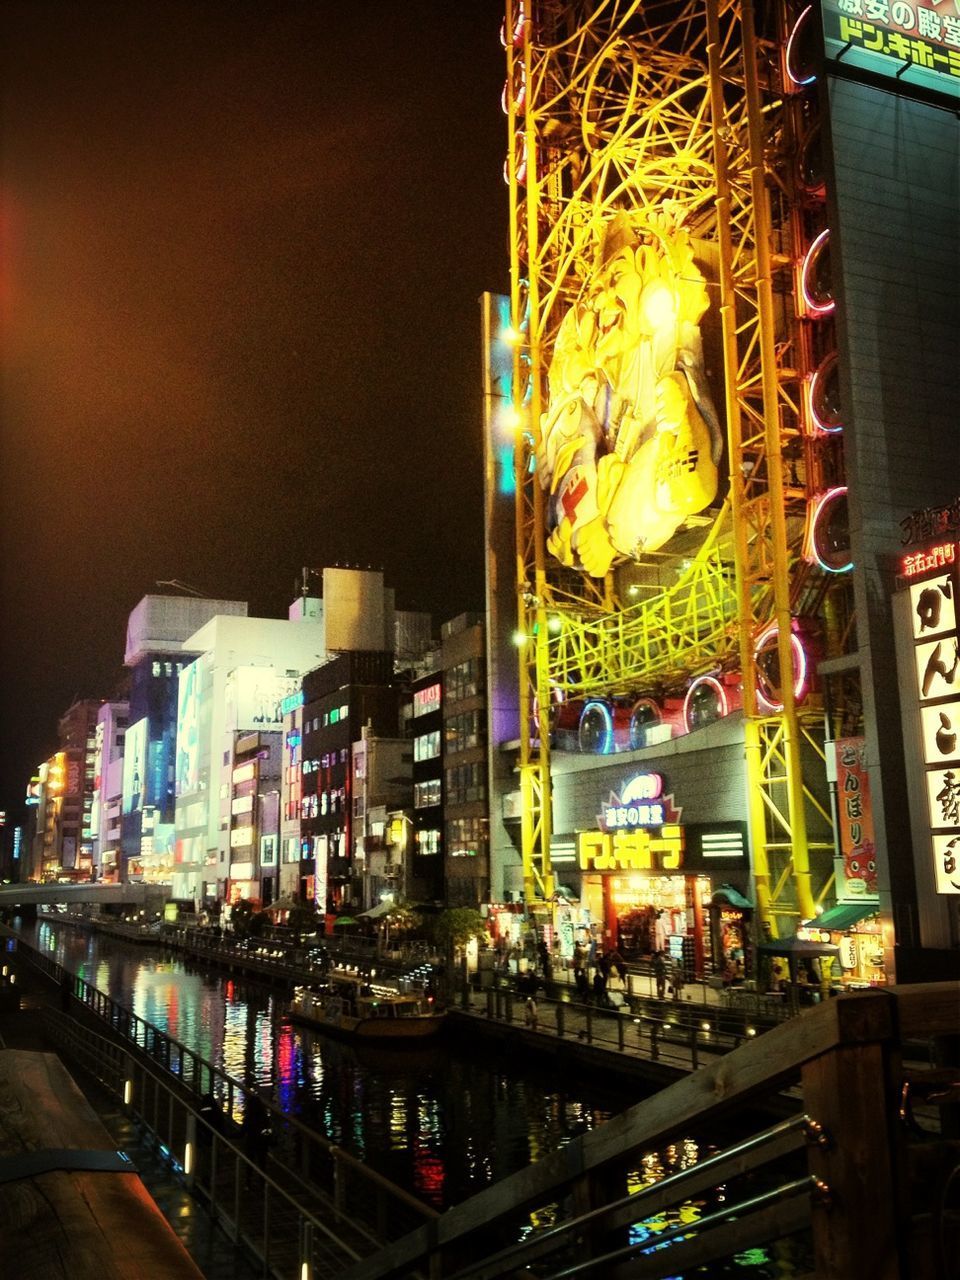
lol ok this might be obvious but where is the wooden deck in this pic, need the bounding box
[0,1048,204,1279]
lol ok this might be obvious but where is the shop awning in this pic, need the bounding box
[810,902,878,931]
[358,900,394,919]
[712,884,753,909]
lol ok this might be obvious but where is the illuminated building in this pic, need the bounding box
[173,610,326,907]
[485,1,958,982]
[299,650,399,915]
[352,724,413,908]
[90,698,129,882]
[227,730,281,906]
[404,614,492,908]
[121,593,247,885]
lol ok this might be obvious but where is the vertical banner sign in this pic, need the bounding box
[905,545,960,893]
[833,737,879,898]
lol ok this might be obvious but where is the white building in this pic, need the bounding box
[175,568,406,906]
[90,699,129,882]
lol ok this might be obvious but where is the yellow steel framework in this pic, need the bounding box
[504,0,840,931]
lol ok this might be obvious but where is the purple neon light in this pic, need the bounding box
[801,228,834,316]
[786,6,817,86]
[754,623,810,712]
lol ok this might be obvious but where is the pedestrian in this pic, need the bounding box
[575,966,590,1001]
[241,1088,272,1185]
[524,995,538,1029]
[672,958,685,1001]
[592,967,607,1006]
[196,1092,223,1187]
[652,950,667,1000]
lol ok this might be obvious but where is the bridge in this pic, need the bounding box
[0,882,171,909]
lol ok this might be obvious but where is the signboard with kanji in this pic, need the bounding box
[899,546,960,893]
[822,0,960,103]
[834,737,879,899]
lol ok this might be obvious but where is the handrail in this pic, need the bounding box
[36,1006,370,1279]
[339,983,959,1279]
[445,1112,818,1280]
[5,928,437,1237]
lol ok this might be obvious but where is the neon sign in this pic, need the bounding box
[578,825,684,872]
[900,542,956,578]
[599,772,681,831]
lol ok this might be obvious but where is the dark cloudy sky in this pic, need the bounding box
[0,1,508,818]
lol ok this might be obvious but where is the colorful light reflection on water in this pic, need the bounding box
[28,921,623,1209]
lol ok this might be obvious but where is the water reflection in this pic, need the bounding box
[27,920,621,1209]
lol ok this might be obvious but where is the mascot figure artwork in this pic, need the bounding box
[539,212,723,578]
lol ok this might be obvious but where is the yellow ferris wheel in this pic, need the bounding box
[503,0,854,936]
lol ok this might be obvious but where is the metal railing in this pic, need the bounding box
[461,981,786,1073]
[39,1006,374,1279]
[341,982,960,1280]
[7,931,437,1255]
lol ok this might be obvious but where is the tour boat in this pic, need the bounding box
[288,971,445,1041]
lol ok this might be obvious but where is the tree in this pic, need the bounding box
[287,905,320,946]
[430,908,487,954]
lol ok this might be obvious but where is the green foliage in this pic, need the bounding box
[231,900,267,939]
[386,903,423,935]
[287,905,320,944]
[429,908,487,952]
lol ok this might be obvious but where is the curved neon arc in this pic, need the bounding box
[809,486,853,574]
[754,623,810,713]
[801,228,834,316]
[808,351,842,434]
[683,675,728,732]
[786,6,817,86]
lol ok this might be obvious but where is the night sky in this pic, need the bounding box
[0,1,508,819]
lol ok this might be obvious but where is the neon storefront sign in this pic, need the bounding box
[578,825,684,873]
[600,772,681,830]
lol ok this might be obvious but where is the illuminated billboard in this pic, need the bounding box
[898,552,960,893]
[229,667,301,731]
[176,659,202,797]
[122,717,148,814]
[538,214,722,578]
[822,0,960,103]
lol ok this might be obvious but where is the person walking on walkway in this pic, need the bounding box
[671,958,685,1001]
[524,995,538,1029]
[652,950,667,1001]
[241,1088,272,1186]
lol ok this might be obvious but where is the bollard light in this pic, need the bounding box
[746,1026,757,1037]
[124,1079,133,1105]
[183,1142,193,1176]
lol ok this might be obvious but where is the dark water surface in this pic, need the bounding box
[22,919,634,1210]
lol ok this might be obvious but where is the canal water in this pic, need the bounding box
[21,918,633,1211]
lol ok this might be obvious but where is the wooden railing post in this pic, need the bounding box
[801,992,907,1279]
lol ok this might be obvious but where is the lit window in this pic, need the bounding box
[414,730,441,762]
[413,683,441,717]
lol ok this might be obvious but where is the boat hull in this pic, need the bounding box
[289,1005,445,1041]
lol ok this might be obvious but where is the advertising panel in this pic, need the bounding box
[833,737,879,898]
[537,215,723,578]
[899,549,960,893]
[822,0,960,103]
[122,718,148,814]
[230,667,301,731]
[176,659,202,797]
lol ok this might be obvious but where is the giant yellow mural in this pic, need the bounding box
[538,212,723,578]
